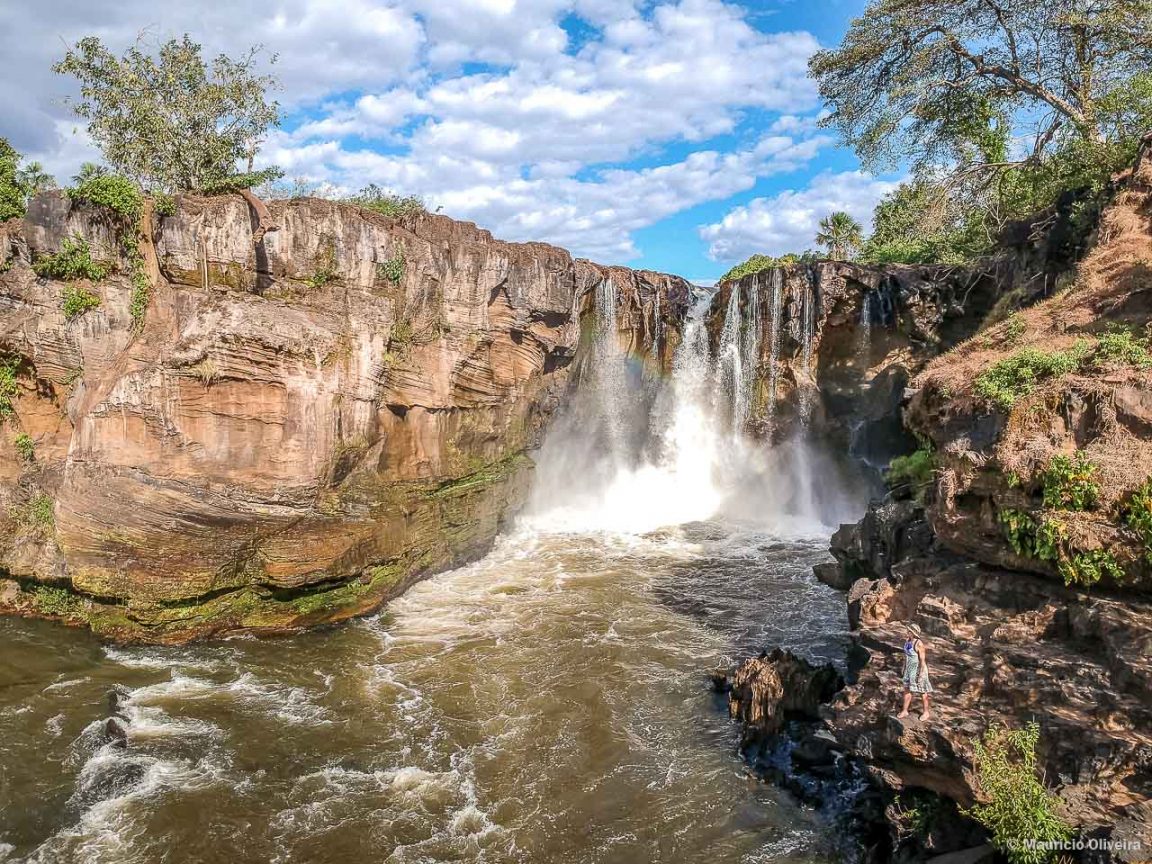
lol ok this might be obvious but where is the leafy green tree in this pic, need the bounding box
[54,35,282,193]
[0,139,24,221]
[815,211,863,260]
[811,0,1152,179]
[1,140,59,221]
[859,181,986,264]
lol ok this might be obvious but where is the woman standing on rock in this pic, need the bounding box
[897,622,932,721]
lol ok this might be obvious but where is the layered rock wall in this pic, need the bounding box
[0,193,690,641]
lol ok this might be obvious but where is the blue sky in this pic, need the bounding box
[0,0,899,282]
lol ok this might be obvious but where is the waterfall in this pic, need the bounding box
[652,289,662,353]
[716,284,744,430]
[738,276,762,430]
[764,269,783,434]
[526,280,864,536]
[856,293,872,370]
[591,278,628,461]
[797,271,817,425]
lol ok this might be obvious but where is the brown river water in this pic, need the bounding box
[0,523,848,864]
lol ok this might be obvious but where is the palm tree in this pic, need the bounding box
[815,211,863,260]
[15,161,56,202]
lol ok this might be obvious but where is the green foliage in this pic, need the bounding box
[1,138,57,222]
[68,172,142,220]
[1003,314,1027,346]
[15,161,56,201]
[31,584,79,616]
[1088,328,1151,368]
[966,722,1072,864]
[10,494,54,529]
[1041,452,1100,511]
[999,508,1119,587]
[199,168,284,195]
[1059,549,1123,588]
[717,251,819,284]
[885,447,935,498]
[1121,478,1152,564]
[61,284,102,319]
[13,433,34,461]
[305,242,338,289]
[858,180,988,264]
[152,192,176,217]
[0,139,24,222]
[32,236,109,282]
[349,184,427,218]
[999,509,1064,562]
[0,355,20,419]
[818,2,1152,266]
[974,344,1087,410]
[0,140,23,221]
[378,250,405,285]
[815,210,863,260]
[54,34,281,192]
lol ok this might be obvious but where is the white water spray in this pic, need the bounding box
[526,278,863,536]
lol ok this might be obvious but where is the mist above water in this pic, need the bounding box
[525,276,866,536]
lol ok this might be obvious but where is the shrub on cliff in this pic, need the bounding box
[1041,452,1100,511]
[966,722,1072,864]
[1121,478,1152,563]
[54,35,282,193]
[974,344,1088,410]
[885,447,935,500]
[68,168,142,220]
[32,236,108,282]
[1,138,57,222]
[0,356,20,419]
[349,185,427,219]
[717,251,818,284]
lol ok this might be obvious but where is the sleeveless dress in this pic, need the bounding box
[903,639,933,694]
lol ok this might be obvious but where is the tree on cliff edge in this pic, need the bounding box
[810,0,1152,181]
[54,35,283,195]
[815,211,863,261]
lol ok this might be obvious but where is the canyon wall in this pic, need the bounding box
[0,193,690,642]
[722,144,1152,860]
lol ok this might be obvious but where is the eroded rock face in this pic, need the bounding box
[731,502,1152,859]
[704,262,1008,457]
[0,193,690,641]
[906,141,1152,594]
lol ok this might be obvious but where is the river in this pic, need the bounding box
[1,281,866,863]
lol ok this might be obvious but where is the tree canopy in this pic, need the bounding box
[816,211,863,260]
[54,35,282,193]
[814,0,1152,265]
[810,0,1152,177]
[0,138,57,222]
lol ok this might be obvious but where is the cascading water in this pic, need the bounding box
[764,269,783,434]
[715,282,760,431]
[527,278,862,535]
[591,277,629,462]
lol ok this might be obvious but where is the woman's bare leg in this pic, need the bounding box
[919,694,931,721]
[897,691,912,718]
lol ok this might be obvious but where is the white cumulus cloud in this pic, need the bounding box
[699,171,901,262]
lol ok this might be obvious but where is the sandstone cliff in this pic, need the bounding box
[0,193,690,642]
